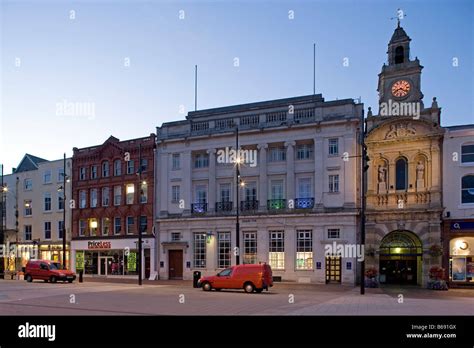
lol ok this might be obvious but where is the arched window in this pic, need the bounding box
[395,46,404,64]
[396,158,408,190]
[462,175,474,204]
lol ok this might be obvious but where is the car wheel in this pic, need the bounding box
[50,276,57,283]
[255,288,263,293]
[25,275,32,282]
[202,282,212,291]
[68,280,73,283]
[244,282,254,293]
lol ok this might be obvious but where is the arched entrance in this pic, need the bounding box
[379,231,423,285]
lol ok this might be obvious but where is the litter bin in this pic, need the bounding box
[193,271,201,288]
[79,270,83,283]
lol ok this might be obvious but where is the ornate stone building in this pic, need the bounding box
[364,23,444,286]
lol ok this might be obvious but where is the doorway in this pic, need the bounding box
[380,257,417,284]
[325,256,341,283]
[168,250,183,279]
[99,256,113,276]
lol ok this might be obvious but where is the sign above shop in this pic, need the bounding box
[451,222,474,231]
[87,241,112,249]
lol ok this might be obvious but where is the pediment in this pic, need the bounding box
[366,119,438,142]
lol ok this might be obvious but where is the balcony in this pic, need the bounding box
[267,199,286,211]
[295,197,315,209]
[215,201,233,213]
[191,202,208,215]
[240,200,259,212]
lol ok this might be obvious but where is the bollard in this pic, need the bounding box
[79,270,83,283]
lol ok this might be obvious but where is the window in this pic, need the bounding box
[58,220,64,239]
[395,45,404,64]
[194,233,206,268]
[127,160,135,174]
[269,147,286,162]
[24,225,32,241]
[114,217,121,235]
[43,170,52,184]
[140,216,147,233]
[140,182,148,203]
[395,158,408,190]
[90,218,98,236]
[461,175,474,204]
[102,218,110,236]
[194,153,209,168]
[126,184,135,204]
[57,168,65,182]
[114,160,122,176]
[102,187,110,207]
[296,230,313,270]
[79,220,86,236]
[58,191,65,210]
[296,144,313,160]
[44,221,51,240]
[44,192,52,211]
[298,178,312,198]
[329,175,339,193]
[90,165,98,179]
[79,167,86,180]
[243,232,257,264]
[195,185,207,203]
[328,228,340,239]
[79,190,87,208]
[102,161,110,177]
[217,232,231,268]
[90,189,98,208]
[140,158,148,172]
[172,154,180,170]
[461,144,474,163]
[218,268,233,277]
[171,232,181,241]
[220,183,231,202]
[244,182,257,201]
[270,180,284,199]
[24,178,32,190]
[24,200,32,216]
[126,217,135,234]
[269,231,285,270]
[172,186,180,203]
[328,138,339,155]
[114,186,121,206]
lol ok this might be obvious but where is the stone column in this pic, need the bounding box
[285,141,296,205]
[314,138,324,207]
[182,150,192,215]
[257,144,268,211]
[159,151,169,215]
[207,149,216,213]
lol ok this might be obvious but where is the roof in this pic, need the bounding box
[445,124,474,131]
[390,24,411,44]
[14,153,48,173]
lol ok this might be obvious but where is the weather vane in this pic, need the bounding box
[390,8,406,27]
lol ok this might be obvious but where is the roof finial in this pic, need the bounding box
[391,8,406,28]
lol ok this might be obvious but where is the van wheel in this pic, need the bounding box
[202,282,212,291]
[50,276,57,283]
[244,282,254,293]
[255,288,263,293]
[25,275,32,282]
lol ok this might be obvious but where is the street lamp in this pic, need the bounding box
[58,153,69,269]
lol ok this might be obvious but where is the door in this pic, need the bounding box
[380,258,417,284]
[325,256,341,283]
[99,257,113,276]
[215,268,233,288]
[168,250,183,279]
[144,249,151,279]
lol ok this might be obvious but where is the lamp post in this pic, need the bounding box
[0,164,5,278]
[58,154,70,269]
[360,116,369,295]
[235,126,240,265]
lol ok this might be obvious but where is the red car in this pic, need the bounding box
[25,259,76,283]
[198,263,273,293]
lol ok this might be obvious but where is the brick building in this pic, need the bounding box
[70,135,156,279]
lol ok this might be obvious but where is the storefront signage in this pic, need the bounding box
[76,251,84,271]
[452,258,466,281]
[87,241,112,249]
[451,222,474,231]
[128,252,137,272]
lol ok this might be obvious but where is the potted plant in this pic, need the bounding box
[428,244,443,258]
[364,267,379,288]
[427,266,448,290]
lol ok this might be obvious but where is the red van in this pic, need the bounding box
[198,264,273,293]
[25,260,76,283]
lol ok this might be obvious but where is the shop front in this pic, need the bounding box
[443,220,474,287]
[71,238,155,279]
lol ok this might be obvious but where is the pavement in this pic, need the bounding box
[0,278,472,315]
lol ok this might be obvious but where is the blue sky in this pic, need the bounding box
[1,0,473,174]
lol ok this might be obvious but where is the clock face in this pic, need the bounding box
[391,80,411,98]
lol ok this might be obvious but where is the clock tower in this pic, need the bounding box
[377,21,424,110]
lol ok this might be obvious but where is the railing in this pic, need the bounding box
[215,201,233,212]
[267,199,286,211]
[295,197,314,209]
[240,200,259,212]
[191,202,208,214]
